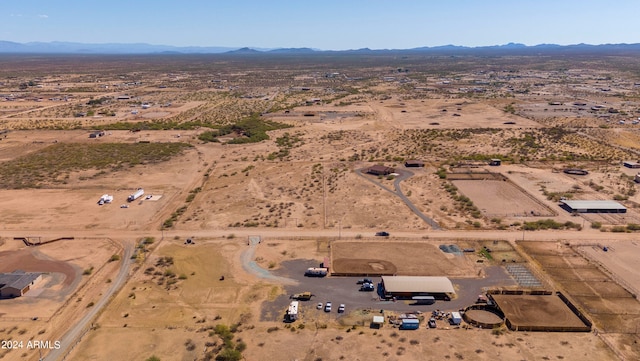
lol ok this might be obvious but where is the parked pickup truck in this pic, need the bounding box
[290,292,313,301]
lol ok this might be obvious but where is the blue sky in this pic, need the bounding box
[2,0,639,50]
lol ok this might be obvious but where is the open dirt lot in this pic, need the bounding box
[491,294,589,331]
[331,240,479,277]
[452,179,555,217]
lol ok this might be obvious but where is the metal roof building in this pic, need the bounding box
[381,276,455,299]
[367,165,395,176]
[560,200,627,213]
[0,270,42,298]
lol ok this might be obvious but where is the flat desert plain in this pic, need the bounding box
[0,53,639,361]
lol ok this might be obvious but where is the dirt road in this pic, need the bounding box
[43,241,133,361]
[1,227,635,245]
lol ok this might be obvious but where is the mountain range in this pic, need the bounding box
[1,41,640,55]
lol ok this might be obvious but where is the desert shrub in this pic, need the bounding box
[626,223,640,231]
[522,219,580,231]
[142,237,155,245]
[0,143,191,189]
[215,348,242,361]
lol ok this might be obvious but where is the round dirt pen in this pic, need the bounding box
[463,305,504,329]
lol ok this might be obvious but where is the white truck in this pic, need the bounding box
[127,188,144,202]
[285,301,299,322]
[98,194,113,205]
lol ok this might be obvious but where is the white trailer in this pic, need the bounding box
[304,267,328,277]
[127,188,144,202]
[98,194,114,205]
[285,301,299,322]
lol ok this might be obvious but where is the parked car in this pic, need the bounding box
[356,278,373,285]
[428,318,437,328]
[120,204,129,208]
[375,231,390,237]
[145,194,153,200]
[359,282,375,292]
[338,304,345,313]
[324,302,332,312]
[317,302,323,310]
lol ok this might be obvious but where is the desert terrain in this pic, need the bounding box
[0,52,639,360]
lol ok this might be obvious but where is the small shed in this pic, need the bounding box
[404,160,425,168]
[371,315,385,328]
[623,161,640,168]
[489,159,502,166]
[450,311,462,325]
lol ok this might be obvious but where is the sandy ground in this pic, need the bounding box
[579,240,640,297]
[331,240,479,277]
[1,67,640,360]
[453,179,554,217]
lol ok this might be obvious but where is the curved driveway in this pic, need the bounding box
[355,168,441,230]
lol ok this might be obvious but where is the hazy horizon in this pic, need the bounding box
[3,0,639,51]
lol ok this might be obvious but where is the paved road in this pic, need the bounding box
[241,237,297,285]
[44,241,133,361]
[355,168,441,230]
[1,227,637,244]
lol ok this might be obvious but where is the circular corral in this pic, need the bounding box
[463,305,504,328]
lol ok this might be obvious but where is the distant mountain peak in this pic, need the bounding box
[0,41,640,55]
[226,47,261,54]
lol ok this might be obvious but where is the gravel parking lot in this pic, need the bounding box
[260,259,517,322]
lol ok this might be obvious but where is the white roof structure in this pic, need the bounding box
[381,276,455,294]
[560,200,626,212]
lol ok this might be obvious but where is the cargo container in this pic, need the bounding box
[127,188,144,202]
[400,318,420,330]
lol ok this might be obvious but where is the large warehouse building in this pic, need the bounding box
[560,200,627,213]
[381,276,455,300]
